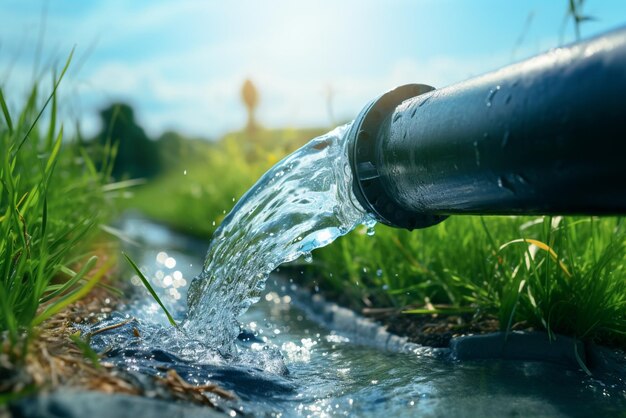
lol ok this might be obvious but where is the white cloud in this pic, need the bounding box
[0,0,562,140]
[2,47,525,140]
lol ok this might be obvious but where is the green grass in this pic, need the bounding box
[312,216,625,346]
[122,251,177,327]
[127,127,626,349]
[0,63,113,355]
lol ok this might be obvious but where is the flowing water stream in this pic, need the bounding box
[89,215,626,417]
[183,123,374,353]
[88,125,626,416]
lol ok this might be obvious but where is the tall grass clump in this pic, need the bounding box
[312,215,625,346]
[496,216,625,346]
[0,59,113,354]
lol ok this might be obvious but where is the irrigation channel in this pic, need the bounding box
[85,214,626,417]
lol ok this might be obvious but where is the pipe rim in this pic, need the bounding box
[348,84,448,230]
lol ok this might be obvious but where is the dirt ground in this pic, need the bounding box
[1,275,234,410]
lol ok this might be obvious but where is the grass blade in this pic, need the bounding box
[403,306,475,315]
[69,331,101,369]
[499,238,572,277]
[122,252,177,327]
[41,197,48,237]
[0,87,13,134]
[96,281,124,297]
[44,125,63,176]
[39,256,98,303]
[46,70,57,149]
[14,46,74,156]
[101,178,147,192]
[32,257,112,326]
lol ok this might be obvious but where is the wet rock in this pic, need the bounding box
[9,391,225,418]
[450,331,585,367]
[586,343,626,380]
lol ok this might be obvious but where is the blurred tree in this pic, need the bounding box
[158,130,187,168]
[241,78,259,134]
[157,130,212,169]
[95,103,161,180]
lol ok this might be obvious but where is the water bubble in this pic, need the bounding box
[473,140,481,167]
[183,169,187,175]
[515,173,530,185]
[418,95,431,108]
[376,269,383,277]
[497,176,515,193]
[366,226,375,236]
[164,257,176,269]
[486,85,500,107]
[304,252,313,263]
[501,130,510,148]
[163,275,173,287]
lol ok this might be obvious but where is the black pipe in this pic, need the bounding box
[348,26,626,230]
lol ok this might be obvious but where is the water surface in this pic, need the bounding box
[87,216,626,417]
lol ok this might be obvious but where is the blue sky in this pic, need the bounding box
[1,0,625,138]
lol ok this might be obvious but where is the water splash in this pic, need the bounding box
[183,123,374,352]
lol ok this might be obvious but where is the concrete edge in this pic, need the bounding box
[285,281,626,380]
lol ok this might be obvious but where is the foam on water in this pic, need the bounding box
[183,123,374,353]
